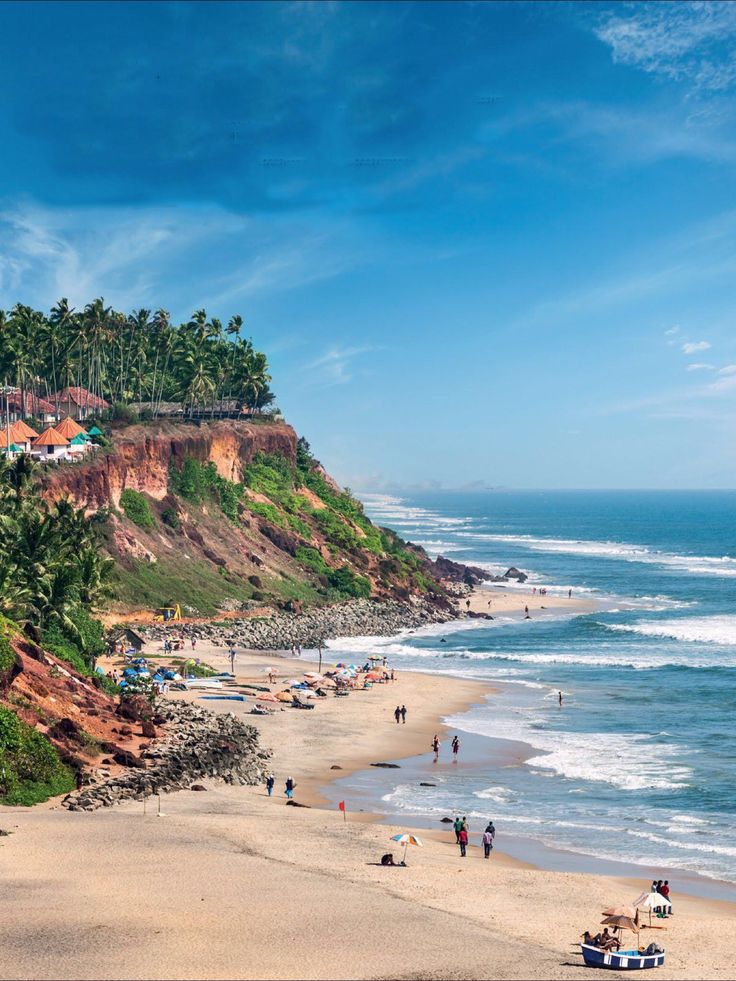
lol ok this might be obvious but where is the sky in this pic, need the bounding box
[1,1,736,490]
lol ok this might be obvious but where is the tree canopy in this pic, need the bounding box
[0,299,275,417]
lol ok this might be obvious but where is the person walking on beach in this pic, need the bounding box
[482,827,494,858]
[285,777,295,799]
[453,815,463,843]
[400,705,407,724]
[394,705,401,724]
[451,735,460,762]
[228,647,236,674]
[462,815,469,834]
[266,774,275,796]
[432,734,440,762]
[458,826,469,858]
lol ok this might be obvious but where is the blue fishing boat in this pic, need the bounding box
[580,944,665,970]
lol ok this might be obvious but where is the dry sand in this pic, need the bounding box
[0,638,732,980]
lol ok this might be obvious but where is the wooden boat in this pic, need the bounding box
[581,944,665,970]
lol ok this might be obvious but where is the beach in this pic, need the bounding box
[1,637,733,980]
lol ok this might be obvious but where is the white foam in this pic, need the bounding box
[445,708,692,792]
[608,614,736,646]
[474,785,517,803]
[458,532,736,578]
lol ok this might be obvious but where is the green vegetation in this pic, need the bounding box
[169,458,244,523]
[109,552,254,615]
[119,489,155,529]
[326,565,371,598]
[242,499,286,527]
[0,457,111,666]
[0,706,75,806]
[0,299,275,417]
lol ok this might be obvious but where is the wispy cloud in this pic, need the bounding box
[687,362,715,371]
[594,2,736,92]
[306,345,377,386]
[682,340,711,354]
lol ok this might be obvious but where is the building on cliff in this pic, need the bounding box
[30,426,71,460]
[4,389,57,424]
[50,387,111,421]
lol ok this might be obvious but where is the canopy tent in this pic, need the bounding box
[87,425,103,436]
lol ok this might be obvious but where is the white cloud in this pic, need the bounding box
[594,2,736,92]
[717,364,736,376]
[664,326,680,335]
[686,362,715,371]
[682,340,711,354]
[306,345,376,386]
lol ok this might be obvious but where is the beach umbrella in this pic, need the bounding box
[602,905,636,919]
[367,655,382,662]
[390,832,423,865]
[600,913,640,946]
[635,892,673,925]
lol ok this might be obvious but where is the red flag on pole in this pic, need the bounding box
[338,800,346,822]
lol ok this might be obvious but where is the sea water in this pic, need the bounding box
[325,491,736,885]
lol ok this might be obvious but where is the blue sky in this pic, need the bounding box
[1,1,736,489]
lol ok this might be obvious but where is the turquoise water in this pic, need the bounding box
[326,491,736,884]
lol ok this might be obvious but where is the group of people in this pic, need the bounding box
[430,734,461,762]
[393,705,407,724]
[650,879,672,915]
[651,879,670,900]
[581,928,621,952]
[453,816,496,858]
[265,774,295,799]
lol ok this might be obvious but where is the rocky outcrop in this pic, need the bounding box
[41,419,297,510]
[62,701,269,811]
[140,597,461,651]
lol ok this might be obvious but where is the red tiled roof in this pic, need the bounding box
[33,427,70,447]
[10,419,38,439]
[55,416,85,439]
[0,423,34,447]
[6,390,56,415]
[51,387,111,411]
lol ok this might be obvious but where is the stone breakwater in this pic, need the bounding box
[141,598,461,651]
[62,701,270,811]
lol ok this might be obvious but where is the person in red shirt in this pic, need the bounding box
[659,880,670,900]
[458,827,469,857]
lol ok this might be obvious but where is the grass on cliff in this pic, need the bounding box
[110,552,255,615]
[0,706,75,806]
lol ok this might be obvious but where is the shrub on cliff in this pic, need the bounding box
[0,706,76,806]
[327,565,372,599]
[120,489,155,529]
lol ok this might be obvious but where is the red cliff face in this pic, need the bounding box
[43,420,297,510]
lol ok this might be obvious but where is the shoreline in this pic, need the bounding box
[3,604,734,978]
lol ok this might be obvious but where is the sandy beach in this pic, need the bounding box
[1,637,732,980]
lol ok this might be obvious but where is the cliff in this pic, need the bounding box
[42,420,297,510]
[39,419,482,619]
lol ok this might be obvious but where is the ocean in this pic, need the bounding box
[324,490,736,887]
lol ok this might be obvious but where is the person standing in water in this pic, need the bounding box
[432,734,440,761]
[558,690,563,707]
[451,735,460,762]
